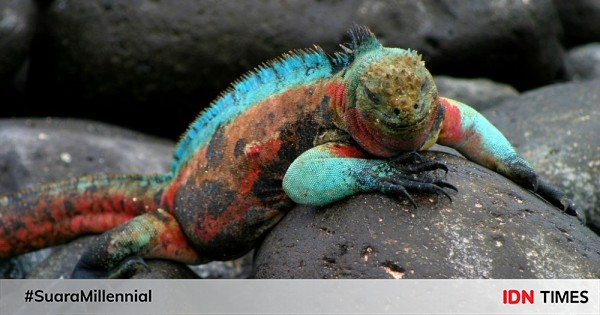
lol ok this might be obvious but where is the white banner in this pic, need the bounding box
[0,279,598,314]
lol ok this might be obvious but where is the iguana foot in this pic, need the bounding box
[535,179,586,224]
[71,260,107,279]
[390,152,449,175]
[108,256,151,279]
[379,178,456,208]
[390,151,424,163]
[72,256,150,279]
[370,158,456,208]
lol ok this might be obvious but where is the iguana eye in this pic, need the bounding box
[364,87,381,104]
[420,79,429,92]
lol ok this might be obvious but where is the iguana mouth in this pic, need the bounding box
[376,102,435,133]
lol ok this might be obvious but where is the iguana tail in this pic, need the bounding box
[0,174,170,259]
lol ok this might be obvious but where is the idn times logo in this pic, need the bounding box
[503,290,589,304]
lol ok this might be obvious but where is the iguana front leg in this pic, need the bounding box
[283,142,454,207]
[437,97,584,222]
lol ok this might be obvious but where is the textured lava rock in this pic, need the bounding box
[356,0,565,90]
[434,76,519,111]
[483,80,600,232]
[0,118,173,195]
[0,0,36,86]
[565,43,600,81]
[254,152,600,279]
[554,0,600,47]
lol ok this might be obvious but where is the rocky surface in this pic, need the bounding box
[482,80,600,232]
[434,76,519,111]
[254,152,600,279]
[0,118,173,195]
[554,0,600,47]
[565,43,600,81]
[355,0,564,90]
[0,0,36,77]
[0,0,36,86]
[27,0,566,94]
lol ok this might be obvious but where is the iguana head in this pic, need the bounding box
[337,26,444,157]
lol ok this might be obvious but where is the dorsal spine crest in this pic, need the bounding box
[172,47,335,174]
[332,25,382,70]
[348,25,382,57]
[171,25,383,175]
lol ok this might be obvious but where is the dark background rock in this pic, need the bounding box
[0,118,173,195]
[254,152,600,279]
[565,43,600,81]
[554,0,600,47]
[356,0,565,90]
[434,76,519,111]
[1,0,579,139]
[0,0,36,89]
[482,80,600,233]
[23,0,360,139]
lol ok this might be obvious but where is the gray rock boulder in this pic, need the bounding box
[356,0,565,90]
[434,76,519,111]
[554,0,600,46]
[565,43,600,81]
[0,118,173,195]
[483,80,600,232]
[254,152,600,279]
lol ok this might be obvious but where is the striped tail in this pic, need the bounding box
[0,174,171,259]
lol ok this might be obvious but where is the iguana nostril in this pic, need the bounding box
[413,103,419,109]
[393,108,401,115]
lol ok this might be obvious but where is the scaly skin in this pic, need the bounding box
[0,25,582,278]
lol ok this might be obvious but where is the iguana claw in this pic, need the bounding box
[535,179,586,224]
[377,158,455,207]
